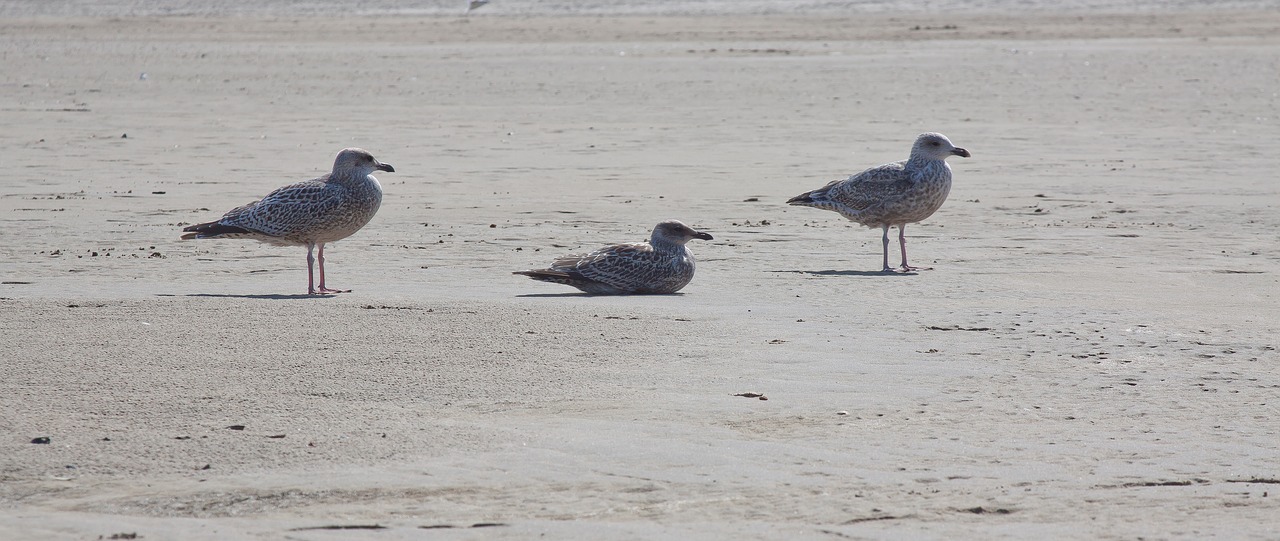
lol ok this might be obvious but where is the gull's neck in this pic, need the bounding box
[906,154,951,180]
[330,167,378,185]
[906,151,944,169]
[650,234,686,253]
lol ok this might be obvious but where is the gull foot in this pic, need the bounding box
[895,265,932,273]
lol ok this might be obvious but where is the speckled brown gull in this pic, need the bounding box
[787,133,970,272]
[515,220,713,295]
[181,148,394,295]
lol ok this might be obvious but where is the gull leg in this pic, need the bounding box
[880,225,892,272]
[315,243,351,294]
[897,224,933,272]
[306,242,318,294]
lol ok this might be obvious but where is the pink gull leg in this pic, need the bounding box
[896,224,933,272]
[305,242,318,294]
[315,243,350,294]
[879,225,893,272]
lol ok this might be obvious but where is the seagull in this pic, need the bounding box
[787,133,969,272]
[181,148,394,294]
[515,220,713,295]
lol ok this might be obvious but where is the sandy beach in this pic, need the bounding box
[2,3,1279,539]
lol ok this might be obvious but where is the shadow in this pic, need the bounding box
[158,293,335,300]
[769,269,917,277]
[515,292,594,298]
[515,292,688,298]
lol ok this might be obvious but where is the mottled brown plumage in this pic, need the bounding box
[788,133,969,272]
[515,220,713,295]
[181,148,394,294]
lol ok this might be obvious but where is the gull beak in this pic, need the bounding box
[376,162,396,173]
[693,231,714,241]
[951,147,971,158]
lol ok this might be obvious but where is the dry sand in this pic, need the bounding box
[2,7,1279,540]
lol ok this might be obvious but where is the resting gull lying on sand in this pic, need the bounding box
[181,148,394,295]
[787,132,969,272]
[515,220,713,295]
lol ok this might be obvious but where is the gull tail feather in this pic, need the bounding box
[787,178,843,209]
[513,269,576,285]
[787,188,829,207]
[181,221,255,240]
[787,190,823,206]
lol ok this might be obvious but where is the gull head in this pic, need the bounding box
[653,220,714,245]
[913,133,970,160]
[333,148,395,175]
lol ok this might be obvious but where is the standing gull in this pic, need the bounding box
[515,220,713,295]
[181,148,394,295]
[787,133,970,272]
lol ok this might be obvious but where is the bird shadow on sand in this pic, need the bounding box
[158,293,336,300]
[515,292,688,298]
[770,269,918,277]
